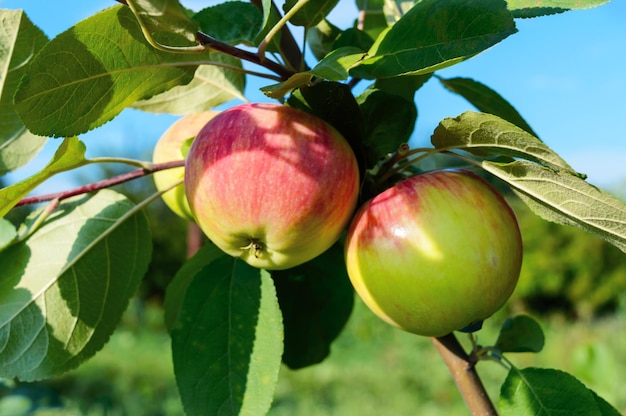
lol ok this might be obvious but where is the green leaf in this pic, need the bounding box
[127,0,199,42]
[284,0,340,27]
[132,53,246,114]
[350,0,517,79]
[271,243,354,369]
[0,9,49,174]
[172,257,283,416]
[163,242,226,332]
[14,6,204,137]
[499,367,605,416]
[0,190,152,381]
[432,111,577,174]
[374,73,432,101]
[262,47,365,98]
[506,0,611,18]
[495,315,544,353]
[482,160,626,254]
[0,218,16,251]
[0,137,87,218]
[308,19,342,61]
[192,2,263,45]
[437,77,538,137]
[357,88,417,166]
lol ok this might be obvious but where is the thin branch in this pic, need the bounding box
[16,160,185,207]
[432,334,498,416]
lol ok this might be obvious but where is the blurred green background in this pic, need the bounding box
[1,175,625,416]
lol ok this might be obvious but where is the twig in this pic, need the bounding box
[431,334,498,416]
[16,160,185,207]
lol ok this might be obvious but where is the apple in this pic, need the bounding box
[184,103,360,270]
[344,169,523,337]
[152,111,218,221]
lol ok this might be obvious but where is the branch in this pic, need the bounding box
[16,160,185,207]
[431,333,498,416]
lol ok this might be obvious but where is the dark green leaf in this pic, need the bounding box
[14,6,205,137]
[495,315,544,353]
[506,0,611,18]
[350,0,517,79]
[432,112,576,174]
[589,390,623,416]
[0,137,87,218]
[333,28,375,53]
[163,242,227,332]
[357,88,417,166]
[287,82,366,173]
[271,243,354,369]
[437,76,538,137]
[0,9,49,174]
[0,218,16,251]
[374,73,432,101]
[172,257,283,416]
[127,0,199,42]
[284,0,340,27]
[193,2,263,45]
[308,19,341,61]
[0,190,152,380]
[482,160,626,253]
[499,367,603,416]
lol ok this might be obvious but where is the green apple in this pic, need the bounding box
[152,111,217,221]
[184,103,360,270]
[344,169,523,337]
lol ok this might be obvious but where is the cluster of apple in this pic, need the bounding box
[153,103,523,337]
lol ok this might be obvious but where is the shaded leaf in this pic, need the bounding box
[499,367,605,416]
[262,47,365,98]
[132,54,246,114]
[0,137,87,218]
[432,111,576,174]
[495,315,544,353]
[0,10,49,174]
[171,257,283,416]
[357,88,417,166]
[506,0,611,18]
[163,242,226,332]
[284,0,340,27]
[350,0,517,79]
[271,243,354,369]
[308,19,341,61]
[192,2,263,45]
[0,218,16,251]
[374,73,432,101]
[14,6,206,137]
[437,77,538,137]
[127,0,199,42]
[482,160,626,253]
[0,190,152,380]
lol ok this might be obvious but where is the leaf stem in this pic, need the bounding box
[432,333,498,416]
[16,160,185,207]
[257,0,310,61]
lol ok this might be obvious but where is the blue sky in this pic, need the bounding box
[2,0,626,193]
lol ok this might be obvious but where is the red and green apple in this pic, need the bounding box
[345,169,523,337]
[185,103,360,270]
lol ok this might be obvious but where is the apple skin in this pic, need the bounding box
[153,111,218,221]
[344,169,523,337]
[184,103,360,270]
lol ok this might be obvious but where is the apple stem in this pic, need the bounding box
[431,333,498,416]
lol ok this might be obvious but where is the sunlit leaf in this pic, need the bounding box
[432,112,575,174]
[437,77,538,137]
[350,0,517,79]
[500,367,610,416]
[127,0,199,42]
[14,6,208,137]
[0,9,49,174]
[172,257,283,416]
[0,137,87,218]
[284,0,340,27]
[482,160,626,253]
[132,54,246,114]
[0,218,16,251]
[506,0,611,18]
[0,190,152,380]
[192,1,262,45]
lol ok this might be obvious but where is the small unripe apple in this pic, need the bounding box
[152,111,218,221]
[345,169,523,337]
[185,103,360,270]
